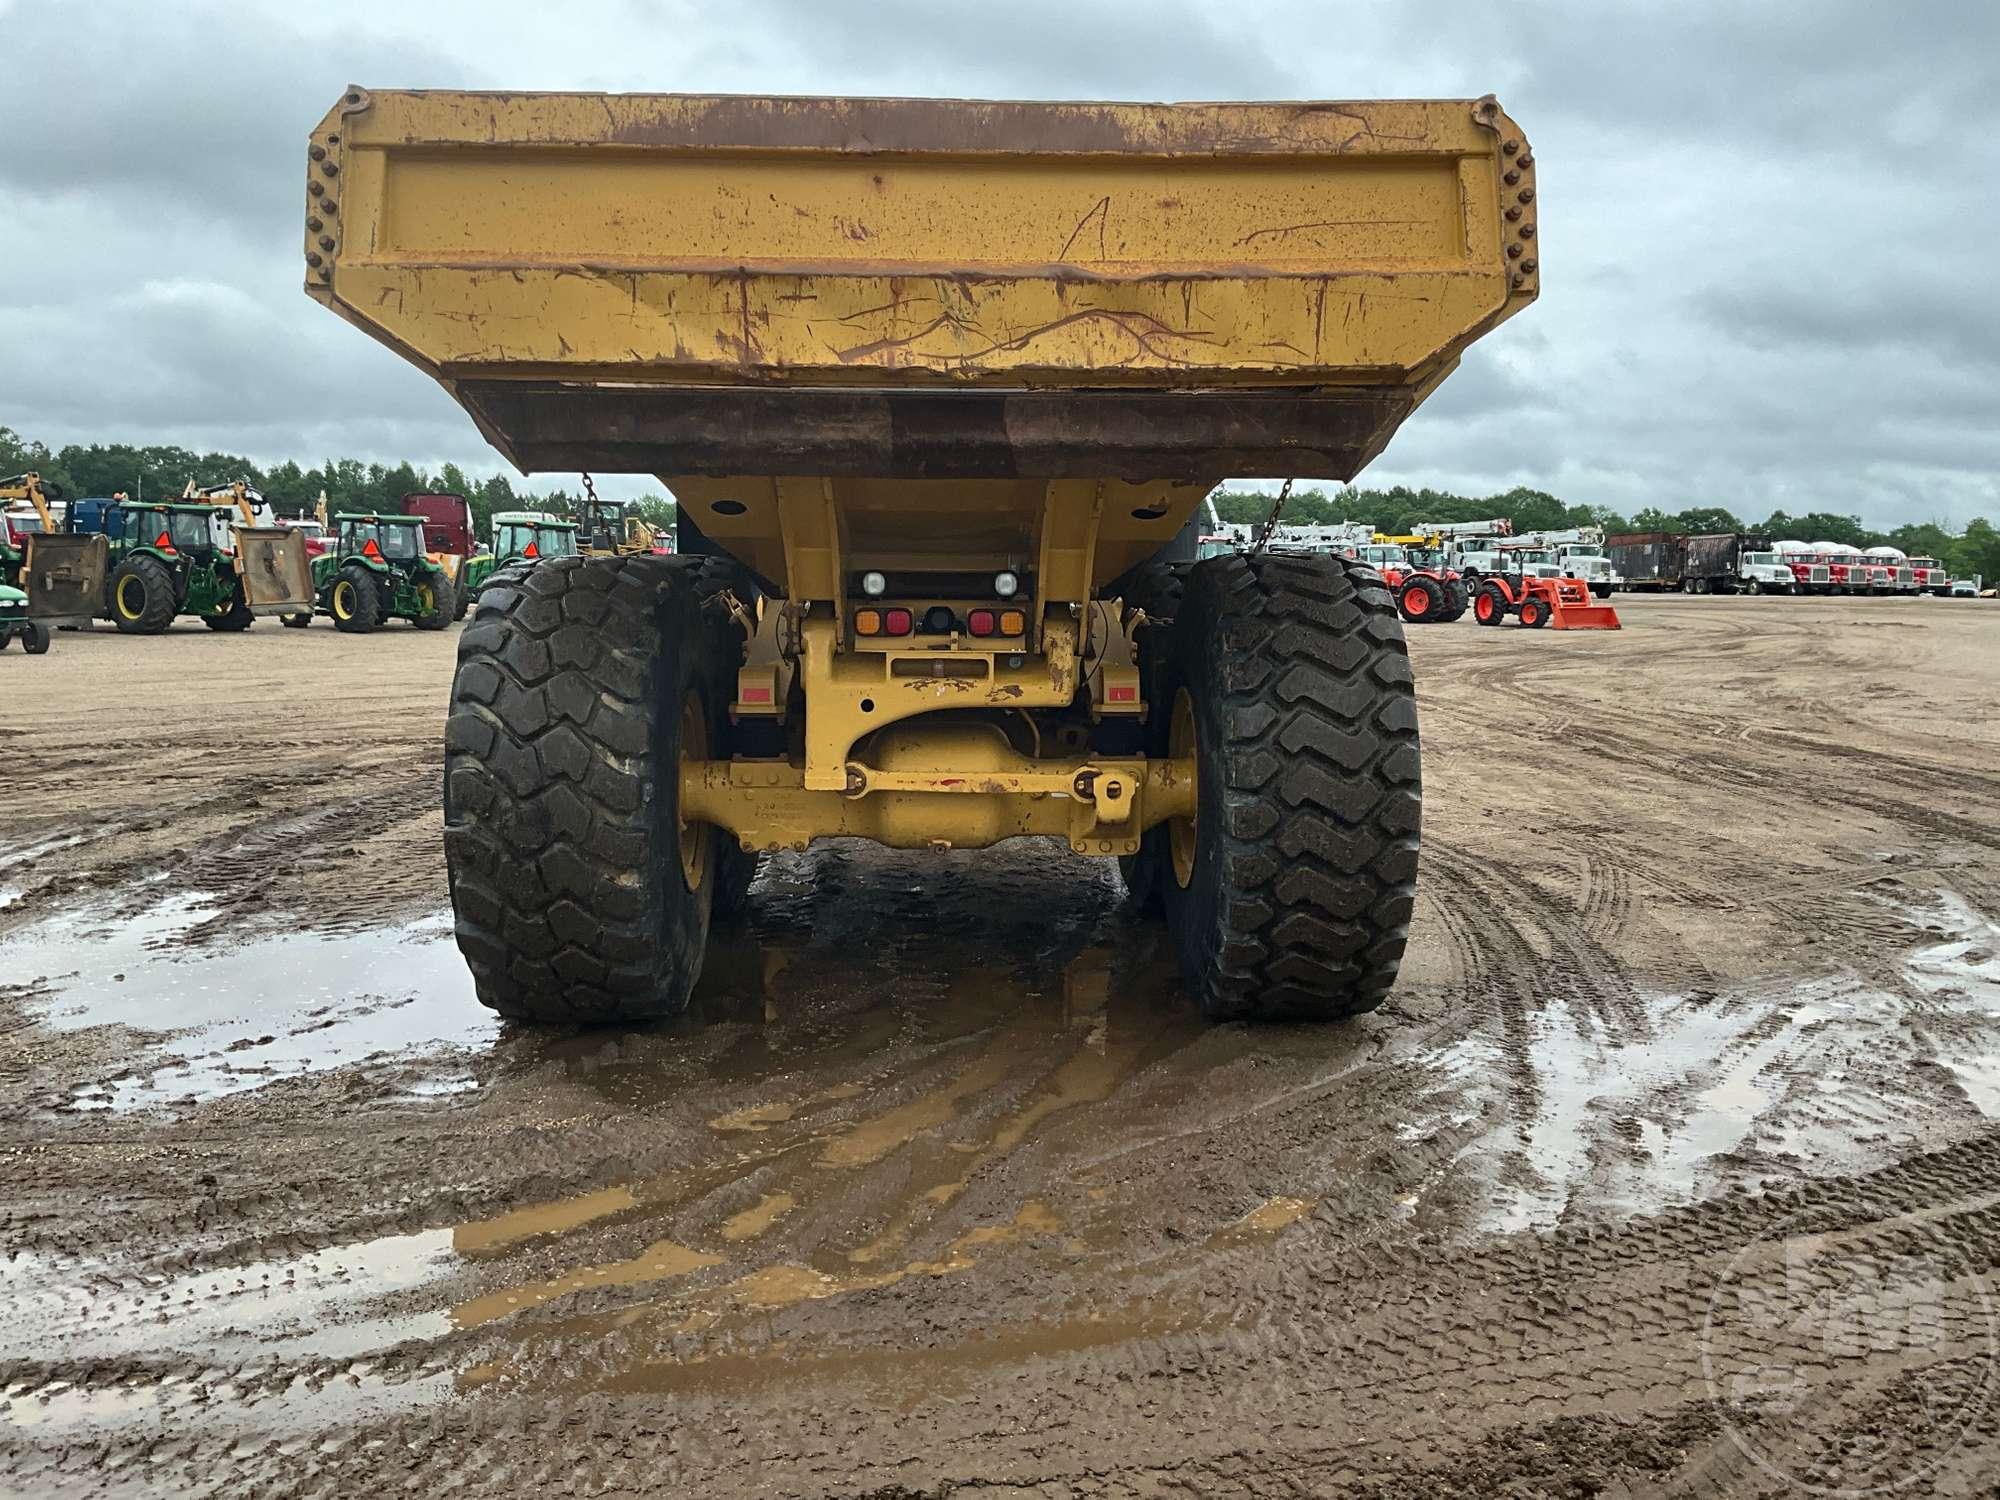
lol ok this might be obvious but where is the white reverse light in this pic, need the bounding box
[860,570,888,597]
[993,570,1020,598]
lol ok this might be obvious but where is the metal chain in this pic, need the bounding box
[1248,477,1295,555]
[579,471,599,505]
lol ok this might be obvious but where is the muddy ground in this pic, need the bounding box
[3,593,1999,1497]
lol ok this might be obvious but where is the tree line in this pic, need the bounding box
[7,428,1994,586]
[1210,483,2000,585]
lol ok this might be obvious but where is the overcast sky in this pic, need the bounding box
[2,0,1994,528]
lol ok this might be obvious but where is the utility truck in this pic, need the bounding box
[1509,529,1619,597]
[304,88,1541,1025]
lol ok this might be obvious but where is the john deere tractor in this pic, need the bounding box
[99,496,314,634]
[294,513,457,632]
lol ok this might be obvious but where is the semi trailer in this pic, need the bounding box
[304,88,1542,1025]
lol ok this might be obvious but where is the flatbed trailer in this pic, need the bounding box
[305,88,1541,1026]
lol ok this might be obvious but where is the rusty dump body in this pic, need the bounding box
[306,89,1537,585]
[309,88,1540,1027]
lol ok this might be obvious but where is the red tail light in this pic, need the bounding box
[967,609,996,637]
[883,608,913,636]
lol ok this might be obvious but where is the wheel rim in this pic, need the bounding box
[1168,687,1198,889]
[418,584,435,613]
[115,574,145,620]
[1406,586,1430,617]
[332,580,354,620]
[677,690,709,893]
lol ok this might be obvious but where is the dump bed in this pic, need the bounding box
[306,90,1538,482]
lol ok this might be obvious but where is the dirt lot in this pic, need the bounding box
[3,592,1999,1497]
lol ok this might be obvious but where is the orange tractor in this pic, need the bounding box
[1471,571,1620,629]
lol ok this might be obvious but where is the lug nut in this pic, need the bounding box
[318,236,335,251]
[1506,244,1523,259]
[1503,140,1519,155]
[1518,188,1535,204]
[1504,170,1520,185]
[1521,259,1537,273]
[1519,224,1535,239]
[307,216,324,232]
[1505,207,1522,222]
[1517,153,1534,169]
[309,145,326,161]
[306,251,323,266]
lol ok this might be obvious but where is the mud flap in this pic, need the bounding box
[232,527,315,615]
[22,534,108,625]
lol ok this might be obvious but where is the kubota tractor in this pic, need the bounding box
[1471,569,1620,629]
[1355,541,1469,624]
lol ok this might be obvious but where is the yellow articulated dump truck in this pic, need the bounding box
[305,89,1539,1025]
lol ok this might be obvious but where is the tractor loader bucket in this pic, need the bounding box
[233,527,315,615]
[1547,579,1620,629]
[22,534,107,625]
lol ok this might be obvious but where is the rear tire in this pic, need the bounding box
[444,554,741,1024]
[331,565,382,634]
[22,621,49,654]
[1159,552,1420,1022]
[1115,560,1189,914]
[1437,577,1470,621]
[202,594,254,631]
[414,571,456,630]
[108,556,176,635]
[1474,581,1508,626]
[1396,578,1439,624]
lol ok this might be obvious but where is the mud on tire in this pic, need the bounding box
[1160,552,1420,1021]
[444,554,748,1023]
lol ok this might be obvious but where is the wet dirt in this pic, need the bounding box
[3,597,2000,1496]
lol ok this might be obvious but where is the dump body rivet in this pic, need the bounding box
[1505,207,1522,222]
[1521,259,1537,273]
[1519,225,1535,239]
[309,145,326,161]
[307,217,323,232]
[1503,170,1520,185]
[306,251,323,266]
[1503,140,1519,155]
[320,161,339,177]
[1507,244,1523,259]
[319,236,335,251]
[1518,188,1534,204]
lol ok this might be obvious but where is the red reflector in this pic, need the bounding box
[741,685,772,703]
[967,609,996,637]
[362,538,382,560]
[1108,685,1138,702]
[884,608,913,636]
[154,530,173,549]
[523,542,539,558]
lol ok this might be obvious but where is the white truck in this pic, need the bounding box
[1510,527,1621,597]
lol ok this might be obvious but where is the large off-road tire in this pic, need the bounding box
[331,565,382,634]
[1157,552,1420,1022]
[1114,558,1190,913]
[21,621,49,655]
[444,554,746,1024]
[413,571,457,630]
[1473,581,1509,626]
[202,593,254,631]
[108,556,176,635]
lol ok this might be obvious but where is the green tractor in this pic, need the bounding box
[460,510,580,601]
[294,513,458,632]
[102,498,314,634]
[0,583,51,654]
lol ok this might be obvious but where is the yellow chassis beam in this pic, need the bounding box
[682,755,1195,856]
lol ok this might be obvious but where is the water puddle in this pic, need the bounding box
[1455,887,2000,1230]
[0,891,493,1108]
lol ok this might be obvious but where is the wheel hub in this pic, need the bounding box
[1168,687,1198,888]
[677,690,709,892]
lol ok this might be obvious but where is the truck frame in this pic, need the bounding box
[305,88,1541,1025]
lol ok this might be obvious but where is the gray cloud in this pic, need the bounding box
[1,0,1994,528]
